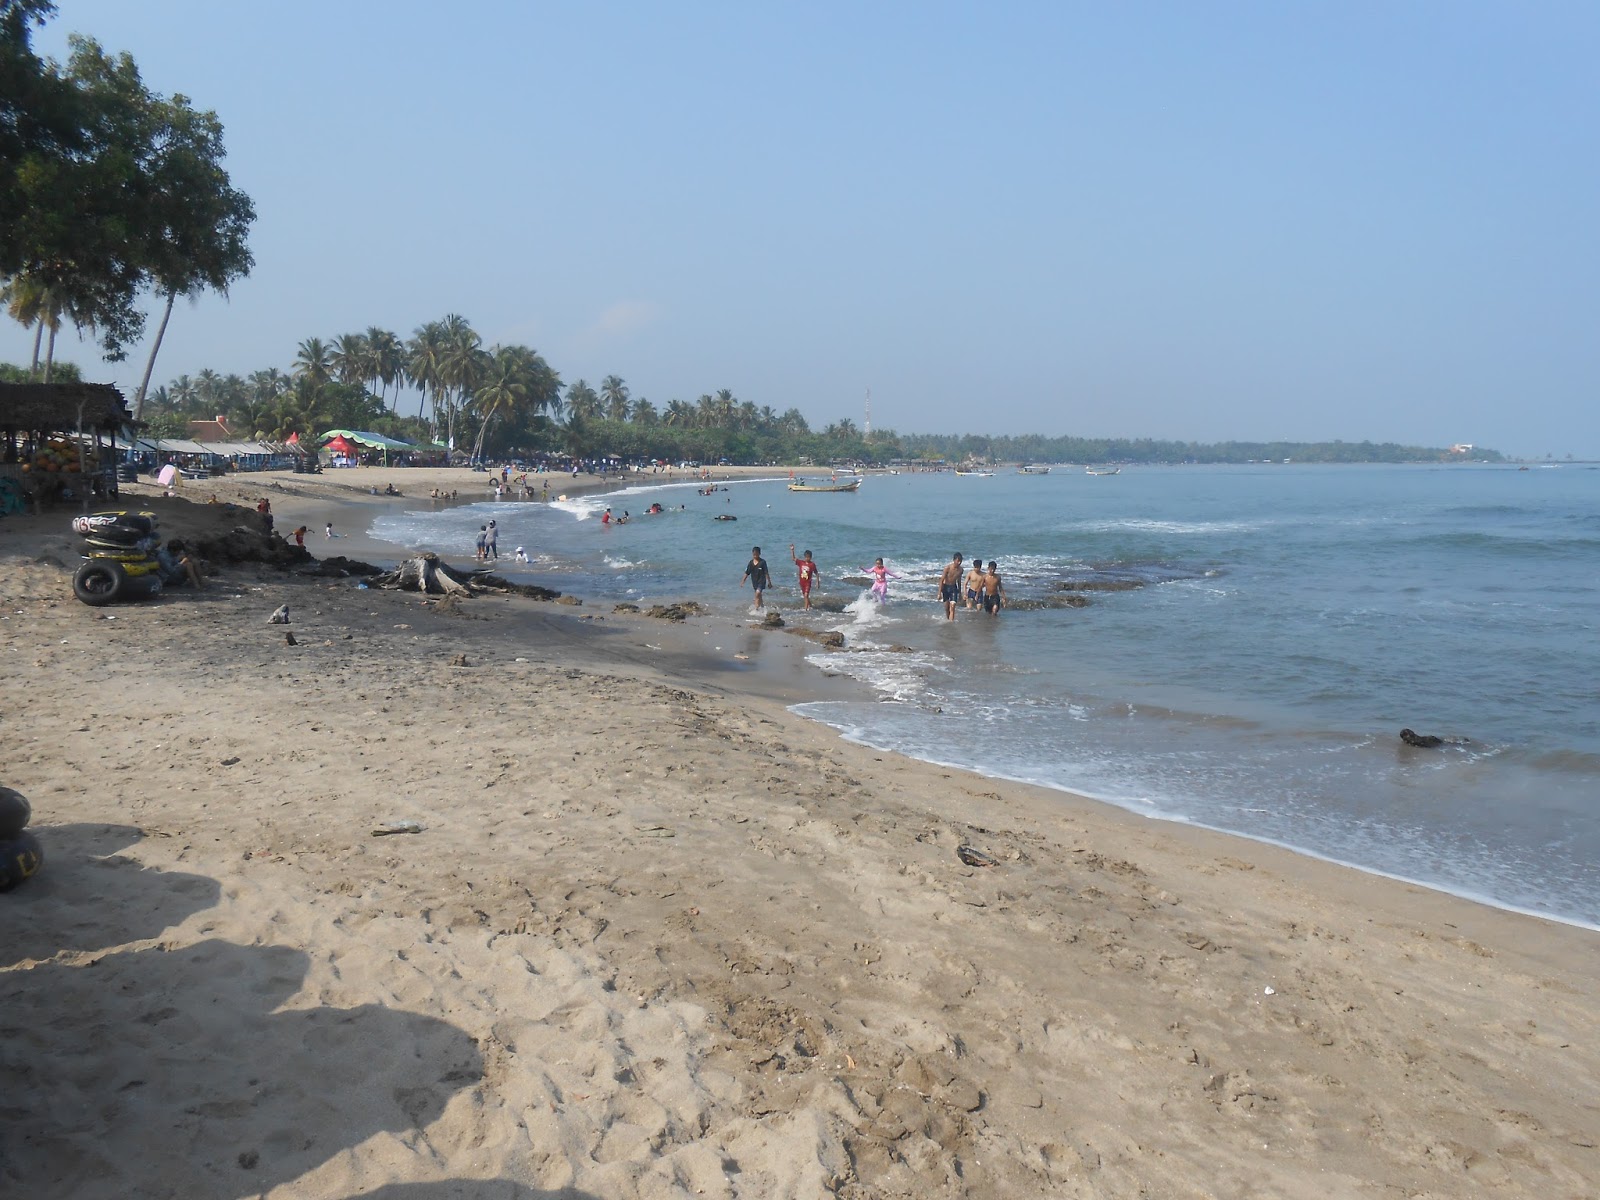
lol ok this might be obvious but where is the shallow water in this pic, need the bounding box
[374,464,1600,927]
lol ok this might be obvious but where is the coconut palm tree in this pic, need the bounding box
[293,338,332,391]
[406,321,447,430]
[366,327,405,407]
[1,274,62,378]
[663,399,694,427]
[631,398,658,426]
[468,345,530,461]
[330,332,369,386]
[601,375,630,422]
[437,315,485,451]
[565,379,601,422]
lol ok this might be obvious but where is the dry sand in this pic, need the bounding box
[1,483,1597,1199]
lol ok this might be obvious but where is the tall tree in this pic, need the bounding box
[565,379,600,422]
[601,374,631,422]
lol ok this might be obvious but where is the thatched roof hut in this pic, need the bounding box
[0,382,132,434]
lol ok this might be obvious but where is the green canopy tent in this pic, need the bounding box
[317,429,417,466]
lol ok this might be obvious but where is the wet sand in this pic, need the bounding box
[1,482,1597,1198]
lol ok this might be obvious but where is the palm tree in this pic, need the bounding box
[468,345,530,461]
[695,394,717,428]
[565,379,601,422]
[1,274,63,378]
[437,315,485,451]
[631,398,658,426]
[330,332,369,386]
[601,375,630,422]
[406,321,447,431]
[663,399,694,427]
[293,338,333,391]
[169,374,198,413]
[366,327,405,407]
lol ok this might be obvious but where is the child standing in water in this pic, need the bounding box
[740,546,772,609]
[789,544,821,610]
[982,560,1006,615]
[964,555,986,610]
[860,557,897,603]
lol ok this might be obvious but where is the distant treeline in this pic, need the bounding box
[896,433,1503,465]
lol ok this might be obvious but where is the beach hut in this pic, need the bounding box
[0,382,133,510]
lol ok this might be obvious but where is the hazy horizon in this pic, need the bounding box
[7,2,1598,459]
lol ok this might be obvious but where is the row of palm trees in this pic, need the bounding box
[562,377,812,437]
[143,315,564,455]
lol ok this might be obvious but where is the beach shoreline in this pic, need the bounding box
[2,487,1597,1197]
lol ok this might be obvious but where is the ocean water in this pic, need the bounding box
[373,464,1600,928]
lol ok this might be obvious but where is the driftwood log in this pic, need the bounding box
[372,553,481,596]
[369,553,564,602]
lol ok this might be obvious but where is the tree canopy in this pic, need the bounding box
[1,2,254,374]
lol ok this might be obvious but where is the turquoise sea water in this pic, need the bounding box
[374,464,1600,928]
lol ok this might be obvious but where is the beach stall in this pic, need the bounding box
[0,382,133,512]
[317,429,418,467]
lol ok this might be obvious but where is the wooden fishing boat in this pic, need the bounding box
[1017,464,1051,475]
[788,477,861,493]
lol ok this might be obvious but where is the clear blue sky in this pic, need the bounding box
[9,1,1599,456]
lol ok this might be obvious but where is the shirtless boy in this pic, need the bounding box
[789,544,820,610]
[964,556,986,610]
[938,552,964,620]
[982,560,1006,616]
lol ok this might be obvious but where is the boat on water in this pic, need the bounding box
[954,469,995,478]
[788,477,861,493]
[1085,466,1121,476]
[1017,464,1051,475]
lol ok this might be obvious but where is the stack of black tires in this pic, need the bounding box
[69,511,166,605]
[0,788,42,892]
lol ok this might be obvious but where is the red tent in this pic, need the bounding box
[325,435,356,455]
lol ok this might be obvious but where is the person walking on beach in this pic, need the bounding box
[964,556,985,611]
[789,544,821,610]
[291,525,307,548]
[485,519,499,560]
[325,522,334,539]
[475,526,488,561]
[939,552,964,620]
[982,560,1006,615]
[860,557,897,603]
[741,546,772,609]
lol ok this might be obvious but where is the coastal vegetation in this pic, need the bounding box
[2,5,1494,467]
[0,0,254,397]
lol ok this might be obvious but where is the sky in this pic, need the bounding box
[8,1,1599,457]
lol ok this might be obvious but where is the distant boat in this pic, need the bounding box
[955,469,995,477]
[1017,464,1051,475]
[1085,466,1121,476]
[788,477,861,493]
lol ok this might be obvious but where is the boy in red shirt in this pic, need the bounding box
[789,544,820,610]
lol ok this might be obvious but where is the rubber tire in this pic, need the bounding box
[0,831,43,892]
[0,787,28,839]
[73,559,128,606]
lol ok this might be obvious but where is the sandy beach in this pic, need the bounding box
[2,476,1597,1199]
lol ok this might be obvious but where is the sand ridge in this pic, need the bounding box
[1,498,1597,1198]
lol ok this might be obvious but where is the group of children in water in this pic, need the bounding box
[739,546,1006,616]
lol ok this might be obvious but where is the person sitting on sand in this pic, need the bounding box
[156,539,203,589]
